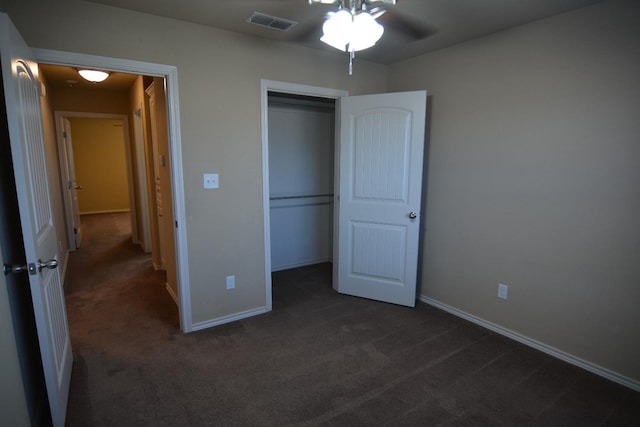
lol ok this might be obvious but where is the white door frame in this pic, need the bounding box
[54,112,134,247]
[260,80,348,311]
[56,116,80,250]
[132,105,152,252]
[35,49,192,332]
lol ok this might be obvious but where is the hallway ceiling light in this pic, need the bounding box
[77,69,110,83]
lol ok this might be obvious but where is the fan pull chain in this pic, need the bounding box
[349,50,354,75]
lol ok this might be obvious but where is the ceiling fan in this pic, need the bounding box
[307,0,433,73]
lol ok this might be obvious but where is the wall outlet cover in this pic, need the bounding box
[204,173,219,189]
[498,283,508,300]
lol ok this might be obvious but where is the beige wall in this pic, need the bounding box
[389,0,640,383]
[0,252,30,427]
[2,0,388,325]
[48,85,129,115]
[69,118,130,214]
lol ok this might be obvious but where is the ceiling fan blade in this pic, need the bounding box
[377,9,435,41]
[292,19,324,43]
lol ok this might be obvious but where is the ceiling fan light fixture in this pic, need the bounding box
[321,9,352,50]
[350,11,384,51]
[77,69,110,83]
[314,0,391,75]
[321,9,383,53]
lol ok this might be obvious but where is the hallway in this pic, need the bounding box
[64,212,179,425]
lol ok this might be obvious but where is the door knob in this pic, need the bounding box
[408,211,418,219]
[74,185,83,190]
[3,263,27,275]
[36,259,59,272]
[4,259,57,276]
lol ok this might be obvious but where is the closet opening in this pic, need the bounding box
[267,91,336,286]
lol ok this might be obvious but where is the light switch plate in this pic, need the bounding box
[203,173,219,189]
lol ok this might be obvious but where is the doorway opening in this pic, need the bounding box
[55,113,132,252]
[267,92,336,309]
[260,80,348,311]
[40,64,182,309]
[33,50,191,332]
[268,92,336,271]
[263,82,428,310]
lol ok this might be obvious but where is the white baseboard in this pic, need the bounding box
[191,306,269,332]
[165,282,178,307]
[418,295,640,392]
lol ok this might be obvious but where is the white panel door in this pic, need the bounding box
[62,117,83,249]
[336,90,426,307]
[0,14,72,427]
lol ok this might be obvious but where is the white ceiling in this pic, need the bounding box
[84,0,604,64]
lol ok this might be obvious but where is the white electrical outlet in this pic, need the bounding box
[226,275,235,290]
[498,283,508,300]
[203,173,219,189]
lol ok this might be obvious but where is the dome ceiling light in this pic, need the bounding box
[77,69,110,83]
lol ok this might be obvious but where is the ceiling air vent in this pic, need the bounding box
[247,12,297,32]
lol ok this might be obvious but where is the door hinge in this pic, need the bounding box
[175,221,178,228]
[63,131,67,139]
[74,227,78,235]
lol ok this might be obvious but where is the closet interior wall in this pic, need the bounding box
[268,94,336,271]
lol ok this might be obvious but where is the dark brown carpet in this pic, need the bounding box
[64,213,639,426]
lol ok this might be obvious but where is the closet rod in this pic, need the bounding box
[270,194,333,201]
